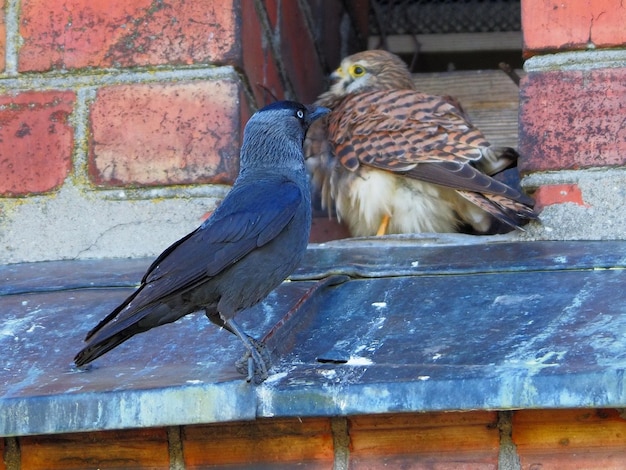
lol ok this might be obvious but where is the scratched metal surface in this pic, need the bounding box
[1,237,626,436]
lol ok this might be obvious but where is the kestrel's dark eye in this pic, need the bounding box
[296,109,304,119]
[351,64,366,77]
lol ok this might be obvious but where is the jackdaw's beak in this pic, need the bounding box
[306,106,330,126]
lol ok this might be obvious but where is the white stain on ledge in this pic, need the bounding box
[26,324,45,333]
[346,356,373,366]
[493,294,541,306]
[1,315,37,340]
[525,350,566,367]
[319,369,337,379]
[264,371,288,384]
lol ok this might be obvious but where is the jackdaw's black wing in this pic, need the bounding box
[79,176,303,349]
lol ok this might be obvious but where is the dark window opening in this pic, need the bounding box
[369,0,523,71]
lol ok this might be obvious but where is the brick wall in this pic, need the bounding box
[4,409,626,468]
[518,0,626,240]
[0,0,366,264]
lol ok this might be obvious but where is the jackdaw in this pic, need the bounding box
[74,101,329,383]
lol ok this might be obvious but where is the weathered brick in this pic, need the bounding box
[310,216,351,243]
[306,0,368,70]
[346,0,370,45]
[349,412,499,468]
[306,0,348,71]
[241,0,286,108]
[533,184,587,211]
[0,0,6,72]
[239,88,255,140]
[263,0,279,29]
[279,0,326,103]
[522,0,626,55]
[0,91,75,196]
[0,437,6,470]
[19,428,169,469]
[513,409,626,469]
[183,418,334,467]
[519,68,626,173]
[253,1,365,104]
[19,0,239,72]
[89,80,241,187]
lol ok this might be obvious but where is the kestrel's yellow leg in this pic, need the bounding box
[376,214,391,236]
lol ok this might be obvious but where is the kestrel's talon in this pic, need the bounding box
[376,214,391,236]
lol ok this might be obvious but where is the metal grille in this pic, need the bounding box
[370,0,521,35]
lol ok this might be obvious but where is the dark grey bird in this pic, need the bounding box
[74,101,329,383]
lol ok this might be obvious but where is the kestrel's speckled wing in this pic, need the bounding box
[327,89,534,208]
[329,89,485,168]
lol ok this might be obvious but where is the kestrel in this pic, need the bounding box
[305,50,537,237]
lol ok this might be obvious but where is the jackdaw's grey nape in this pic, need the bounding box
[74,101,330,384]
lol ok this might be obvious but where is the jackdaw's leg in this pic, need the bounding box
[223,318,270,384]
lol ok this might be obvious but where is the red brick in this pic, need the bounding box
[522,0,626,55]
[306,0,368,70]
[309,216,351,243]
[0,437,6,470]
[19,428,169,469]
[183,418,334,467]
[0,0,6,72]
[241,0,286,108]
[306,0,349,70]
[239,89,254,138]
[349,412,499,469]
[18,0,239,72]
[278,1,326,104]
[513,409,626,469]
[519,68,626,173]
[263,0,279,29]
[0,91,75,196]
[533,184,587,211]
[89,80,241,187]
[346,0,370,44]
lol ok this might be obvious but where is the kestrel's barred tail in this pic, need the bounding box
[457,191,538,232]
[305,49,538,236]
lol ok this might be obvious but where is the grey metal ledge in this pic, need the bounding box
[2,236,626,436]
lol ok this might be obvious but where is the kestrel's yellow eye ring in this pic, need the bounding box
[350,64,366,77]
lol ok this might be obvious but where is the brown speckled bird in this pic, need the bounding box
[305,50,537,236]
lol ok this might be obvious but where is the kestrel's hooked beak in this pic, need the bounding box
[330,66,345,83]
[329,66,350,92]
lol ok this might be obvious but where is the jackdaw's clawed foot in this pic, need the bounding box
[235,336,271,384]
[224,318,271,384]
